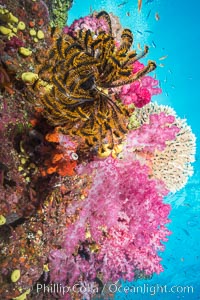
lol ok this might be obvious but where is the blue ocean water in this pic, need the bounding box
[67,1,200,299]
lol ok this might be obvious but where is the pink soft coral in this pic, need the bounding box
[119,61,162,108]
[49,156,171,285]
[88,158,171,281]
[124,112,180,153]
[63,15,110,36]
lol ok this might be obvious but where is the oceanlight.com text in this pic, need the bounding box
[106,282,194,296]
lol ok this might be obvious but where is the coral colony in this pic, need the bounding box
[0,1,196,300]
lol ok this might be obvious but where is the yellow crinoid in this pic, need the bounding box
[33,11,156,153]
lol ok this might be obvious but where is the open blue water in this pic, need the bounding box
[67,1,200,299]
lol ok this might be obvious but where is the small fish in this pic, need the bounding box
[117,1,128,7]
[152,40,156,48]
[183,203,191,207]
[163,77,167,83]
[137,43,142,51]
[163,264,168,269]
[90,5,93,13]
[137,30,143,35]
[168,69,172,74]
[182,228,190,236]
[155,12,160,21]
[165,92,168,97]
[144,30,153,33]
[158,63,164,67]
[180,257,184,262]
[138,0,142,11]
[159,55,168,60]
[145,0,154,4]
[126,11,130,16]
[146,9,151,19]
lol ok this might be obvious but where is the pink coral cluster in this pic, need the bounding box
[49,157,171,285]
[124,112,180,153]
[5,36,24,51]
[119,61,162,108]
[81,158,171,281]
[63,15,110,36]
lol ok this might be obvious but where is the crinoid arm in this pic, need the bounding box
[101,61,156,88]
[118,29,134,53]
[96,10,112,34]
